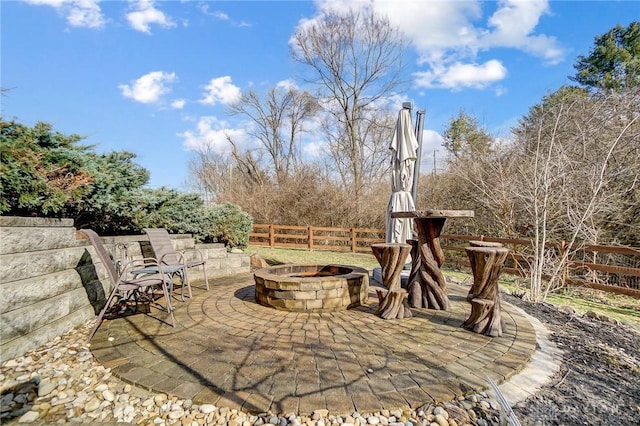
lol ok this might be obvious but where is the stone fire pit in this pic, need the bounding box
[254,264,369,312]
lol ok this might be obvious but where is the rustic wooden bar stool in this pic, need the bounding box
[463,240,510,336]
[371,243,412,319]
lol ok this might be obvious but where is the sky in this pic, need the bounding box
[2,0,638,190]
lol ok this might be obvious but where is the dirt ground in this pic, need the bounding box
[503,295,640,425]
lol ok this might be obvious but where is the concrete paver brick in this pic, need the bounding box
[350,393,384,413]
[389,374,419,391]
[216,391,251,412]
[192,386,224,405]
[271,396,300,415]
[324,394,356,415]
[172,381,206,400]
[243,393,274,413]
[90,273,552,416]
[402,387,434,408]
[367,377,397,394]
[297,394,327,415]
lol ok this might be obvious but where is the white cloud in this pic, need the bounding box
[66,0,104,28]
[369,93,411,114]
[199,76,242,106]
[171,99,186,109]
[310,0,566,91]
[414,59,508,90]
[494,86,507,97]
[374,0,483,59]
[119,71,176,104]
[276,79,299,91]
[199,3,251,27]
[25,0,68,5]
[303,140,329,159]
[201,6,229,22]
[126,0,176,34]
[24,0,106,28]
[212,11,229,20]
[480,0,563,64]
[178,116,249,153]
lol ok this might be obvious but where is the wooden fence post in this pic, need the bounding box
[351,228,357,253]
[269,224,275,248]
[560,240,568,289]
[308,226,314,250]
[591,249,599,284]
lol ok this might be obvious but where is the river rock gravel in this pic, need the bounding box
[0,320,502,425]
[1,294,639,425]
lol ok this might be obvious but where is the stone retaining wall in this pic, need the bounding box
[0,217,250,363]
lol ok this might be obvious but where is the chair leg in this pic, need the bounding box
[160,280,176,327]
[181,268,193,300]
[88,287,121,341]
[202,264,210,291]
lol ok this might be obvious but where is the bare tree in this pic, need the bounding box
[227,87,318,186]
[513,86,640,301]
[439,111,524,238]
[291,8,406,200]
[429,87,639,301]
[187,146,227,205]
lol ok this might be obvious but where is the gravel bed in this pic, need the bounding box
[2,294,638,425]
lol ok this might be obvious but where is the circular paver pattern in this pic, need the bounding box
[90,273,536,416]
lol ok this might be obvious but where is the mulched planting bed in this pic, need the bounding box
[505,295,640,425]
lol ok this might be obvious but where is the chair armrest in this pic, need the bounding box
[121,257,167,280]
[160,251,186,265]
[179,247,206,263]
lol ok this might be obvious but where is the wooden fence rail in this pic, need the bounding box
[249,224,640,298]
[250,224,383,253]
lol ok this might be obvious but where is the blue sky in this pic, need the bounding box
[2,0,638,190]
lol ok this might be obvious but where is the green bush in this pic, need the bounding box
[203,202,253,248]
[133,188,207,238]
[0,119,151,234]
[1,119,90,215]
[1,119,254,247]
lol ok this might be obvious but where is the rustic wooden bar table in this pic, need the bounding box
[391,209,474,310]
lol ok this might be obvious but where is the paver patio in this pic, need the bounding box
[89,272,537,416]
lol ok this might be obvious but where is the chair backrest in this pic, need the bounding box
[144,228,181,265]
[79,229,119,286]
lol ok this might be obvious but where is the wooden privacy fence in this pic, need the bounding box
[437,234,640,298]
[250,224,383,253]
[249,224,640,298]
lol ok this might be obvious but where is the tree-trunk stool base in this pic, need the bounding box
[463,245,509,337]
[371,243,412,320]
[376,288,412,319]
[463,298,503,337]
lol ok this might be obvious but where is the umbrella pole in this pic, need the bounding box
[412,109,425,205]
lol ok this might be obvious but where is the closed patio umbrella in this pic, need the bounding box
[386,107,419,244]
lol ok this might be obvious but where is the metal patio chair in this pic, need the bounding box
[143,228,209,301]
[79,229,175,340]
